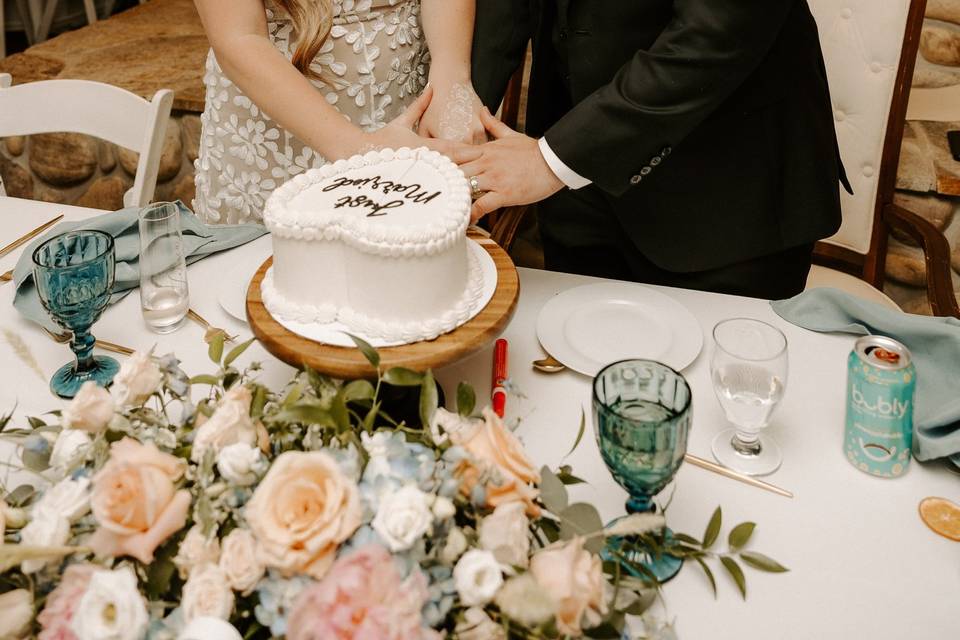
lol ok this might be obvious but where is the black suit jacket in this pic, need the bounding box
[471,0,848,272]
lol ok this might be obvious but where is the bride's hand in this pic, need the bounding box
[361,86,453,155]
[418,79,487,145]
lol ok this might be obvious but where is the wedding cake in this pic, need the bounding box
[261,147,483,343]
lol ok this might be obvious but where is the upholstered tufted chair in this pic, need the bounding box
[806,0,960,317]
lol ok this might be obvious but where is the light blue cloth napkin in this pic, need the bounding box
[12,201,266,333]
[771,287,960,462]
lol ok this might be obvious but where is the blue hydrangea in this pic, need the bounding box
[254,572,314,637]
[422,565,456,628]
[358,432,440,514]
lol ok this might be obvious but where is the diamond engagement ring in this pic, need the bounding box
[469,175,482,199]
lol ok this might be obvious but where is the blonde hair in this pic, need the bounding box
[272,0,334,79]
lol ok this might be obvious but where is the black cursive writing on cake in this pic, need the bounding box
[322,174,442,218]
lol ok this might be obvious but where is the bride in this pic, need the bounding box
[192,0,484,225]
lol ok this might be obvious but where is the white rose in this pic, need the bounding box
[62,381,115,434]
[440,526,468,565]
[178,617,243,640]
[191,386,257,463]
[71,567,148,640]
[49,429,92,477]
[453,549,503,606]
[181,564,235,623]
[20,510,70,573]
[112,351,163,407]
[33,476,91,523]
[371,485,433,552]
[0,589,33,639]
[479,501,530,569]
[455,607,506,640]
[173,526,221,579]
[216,443,262,486]
[432,495,456,521]
[218,528,264,594]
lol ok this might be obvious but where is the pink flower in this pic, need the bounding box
[286,544,433,640]
[37,564,98,640]
[88,438,191,564]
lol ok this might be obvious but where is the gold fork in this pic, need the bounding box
[0,269,13,283]
[43,328,135,356]
[188,308,237,343]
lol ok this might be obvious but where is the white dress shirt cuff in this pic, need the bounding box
[538,137,592,190]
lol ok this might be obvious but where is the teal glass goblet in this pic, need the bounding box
[593,359,692,582]
[32,230,119,398]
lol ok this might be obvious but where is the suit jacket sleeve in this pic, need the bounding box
[545,0,796,197]
[470,0,532,110]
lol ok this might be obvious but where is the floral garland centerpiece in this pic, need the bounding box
[0,336,786,639]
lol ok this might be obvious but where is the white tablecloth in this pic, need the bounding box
[0,197,956,639]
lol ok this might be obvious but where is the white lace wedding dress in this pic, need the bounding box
[193,0,428,225]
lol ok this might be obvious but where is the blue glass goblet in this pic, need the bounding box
[593,359,692,582]
[32,230,119,398]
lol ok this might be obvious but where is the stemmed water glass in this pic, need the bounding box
[593,359,692,582]
[710,318,789,476]
[32,230,119,398]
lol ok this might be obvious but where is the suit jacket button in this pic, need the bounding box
[661,146,672,156]
[640,166,652,176]
[650,156,661,166]
[630,175,642,185]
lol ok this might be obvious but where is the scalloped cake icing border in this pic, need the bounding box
[263,147,471,257]
[260,247,486,343]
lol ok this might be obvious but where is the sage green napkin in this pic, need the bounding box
[771,287,960,462]
[12,201,266,333]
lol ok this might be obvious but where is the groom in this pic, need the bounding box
[461,0,850,299]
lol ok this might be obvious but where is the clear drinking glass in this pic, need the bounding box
[710,318,788,476]
[138,202,189,333]
[593,359,692,582]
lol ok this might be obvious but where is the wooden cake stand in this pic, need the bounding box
[246,235,520,378]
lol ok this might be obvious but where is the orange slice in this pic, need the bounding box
[918,497,960,541]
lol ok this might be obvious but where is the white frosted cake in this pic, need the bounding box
[261,147,483,343]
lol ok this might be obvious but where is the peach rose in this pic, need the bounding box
[448,408,541,516]
[529,537,607,636]
[88,438,191,564]
[245,451,361,580]
[191,386,257,463]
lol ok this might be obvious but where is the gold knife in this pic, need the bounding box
[684,453,793,498]
[0,269,12,283]
[94,339,135,356]
[0,214,65,259]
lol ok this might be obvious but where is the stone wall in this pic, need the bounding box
[888,0,960,314]
[0,0,206,209]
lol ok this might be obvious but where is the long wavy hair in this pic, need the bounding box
[272,0,334,79]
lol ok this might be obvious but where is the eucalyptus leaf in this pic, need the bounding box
[672,532,702,547]
[223,337,256,367]
[456,382,476,417]
[557,466,587,485]
[560,502,604,552]
[538,517,561,543]
[250,385,268,419]
[694,557,717,597]
[382,367,423,387]
[0,406,14,432]
[5,484,35,507]
[363,401,381,432]
[208,333,225,364]
[26,416,46,429]
[565,408,586,458]
[331,393,350,433]
[739,551,789,573]
[348,333,380,369]
[272,405,337,429]
[728,522,756,550]
[282,383,303,408]
[539,466,569,514]
[703,506,722,549]
[21,435,50,472]
[343,380,376,403]
[189,374,220,386]
[419,370,438,429]
[720,556,747,599]
[623,588,657,615]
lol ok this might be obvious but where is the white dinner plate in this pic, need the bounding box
[219,262,262,322]
[536,282,703,376]
[227,240,498,347]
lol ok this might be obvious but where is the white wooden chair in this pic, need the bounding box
[806,0,960,317]
[0,73,173,207]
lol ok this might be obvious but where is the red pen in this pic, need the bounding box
[492,338,508,417]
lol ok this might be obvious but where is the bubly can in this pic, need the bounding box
[843,336,916,478]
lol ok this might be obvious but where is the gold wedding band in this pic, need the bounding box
[469,175,482,199]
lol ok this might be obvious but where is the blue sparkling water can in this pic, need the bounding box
[844,336,916,478]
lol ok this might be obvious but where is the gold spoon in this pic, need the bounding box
[532,353,566,373]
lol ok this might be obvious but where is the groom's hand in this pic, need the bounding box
[452,108,564,222]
